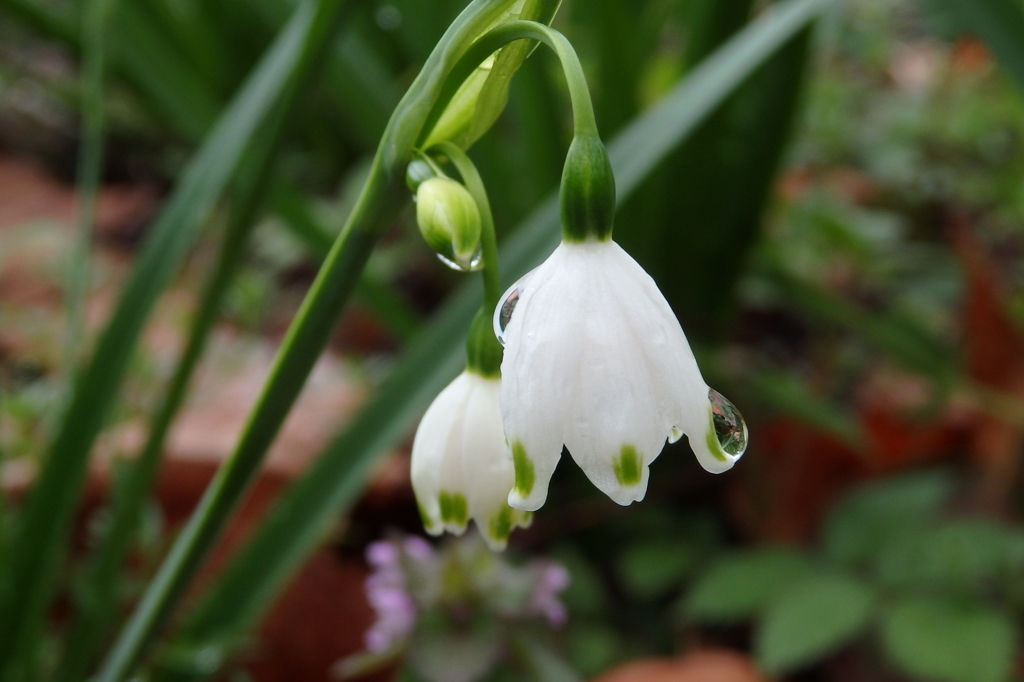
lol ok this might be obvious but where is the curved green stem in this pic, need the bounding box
[422,20,615,242]
[421,20,599,145]
[427,142,499,309]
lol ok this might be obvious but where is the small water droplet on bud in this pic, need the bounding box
[436,247,482,272]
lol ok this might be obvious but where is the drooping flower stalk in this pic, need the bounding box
[410,17,747,527]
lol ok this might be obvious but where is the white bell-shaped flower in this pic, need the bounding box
[495,239,747,512]
[411,370,532,550]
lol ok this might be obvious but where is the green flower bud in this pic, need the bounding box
[416,177,482,271]
[422,56,495,150]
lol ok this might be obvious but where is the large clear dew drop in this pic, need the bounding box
[709,388,747,457]
[493,274,531,346]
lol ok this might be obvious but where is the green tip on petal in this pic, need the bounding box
[417,500,436,532]
[613,445,642,486]
[439,491,469,527]
[512,441,535,497]
[489,507,514,543]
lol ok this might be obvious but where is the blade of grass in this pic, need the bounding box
[0,0,221,139]
[171,0,833,667]
[54,93,300,682]
[95,3,542,679]
[109,1,223,138]
[0,2,347,678]
[620,22,812,339]
[226,0,403,147]
[766,266,957,382]
[133,0,233,96]
[65,0,117,386]
[0,0,78,45]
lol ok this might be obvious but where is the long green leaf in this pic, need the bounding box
[173,0,832,666]
[0,0,222,139]
[65,0,117,388]
[109,1,222,138]
[55,83,303,682]
[0,2,344,679]
[618,4,812,339]
[54,0,118,671]
[0,0,78,47]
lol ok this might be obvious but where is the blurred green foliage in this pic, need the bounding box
[683,472,1021,681]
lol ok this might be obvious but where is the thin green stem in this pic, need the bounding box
[65,0,116,388]
[270,181,421,340]
[428,141,500,309]
[421,20,616,242]
[421,20,599,145]
[413,149,449,179]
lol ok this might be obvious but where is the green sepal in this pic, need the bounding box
[560,134,616,242]
[465,308,502,377]
[419,0,564,152]
[422,56,495,150]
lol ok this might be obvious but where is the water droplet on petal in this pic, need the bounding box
[668,426,683,444]
[436,247,482,272]
[493,273,532,345]
[709,389,747,457]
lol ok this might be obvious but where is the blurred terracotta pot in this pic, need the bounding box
[592,650,766,682]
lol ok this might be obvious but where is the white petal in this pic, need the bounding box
[499,239,738,509]
[599,241,737,475]
[499,246,583,511]
[457,374,530,549]
[411,372,473,535]
[411,371,530,549]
